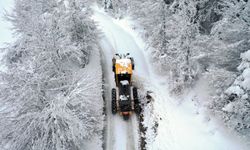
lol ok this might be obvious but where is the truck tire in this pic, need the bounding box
[135,104,141,114]
[133,87,138,104]
[111,88,117,114]
[112,58,116,72]
[133,87,141,114]
[131,58,135,70]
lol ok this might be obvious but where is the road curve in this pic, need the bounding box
[92,5,140,150]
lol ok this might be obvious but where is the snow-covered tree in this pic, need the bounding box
[194,0,250,138]
[0,0,103,149]
[221,50,250,137]
[123,0,201,93]
[106,0,250,139]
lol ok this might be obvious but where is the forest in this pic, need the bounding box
[0,0,249,149]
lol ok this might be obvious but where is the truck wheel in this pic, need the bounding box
[112,58,116,72]
[133,87,141,114]
[111,88,117,114]
[131,58,135,70]
[133,87,138,104]
[135,104,141,114]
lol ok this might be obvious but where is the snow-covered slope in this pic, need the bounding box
[92,3,248,150]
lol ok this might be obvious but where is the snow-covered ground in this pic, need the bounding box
[92,3,248,150]
[92,5,140,150]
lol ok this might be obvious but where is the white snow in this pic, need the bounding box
[92,5,139,150]
[63,0,69,9]
[116,59,132,68]
[120,95,128,101]
[238,50,250,70]
[91,3,248,150]
[0,0,14,72]
[241,68,250,90]
[120,80,129,85]
[0,0,15,48]
[222,102,235,113]
[225,85,244,96]
[241,50,250,62]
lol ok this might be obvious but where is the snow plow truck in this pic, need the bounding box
[111,53,140,120]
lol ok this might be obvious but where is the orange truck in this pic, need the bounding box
[111,53,140,120]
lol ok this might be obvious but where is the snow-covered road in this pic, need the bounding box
[92,5,140,150]
[92,4,248,150]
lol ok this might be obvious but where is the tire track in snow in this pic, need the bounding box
[93,3,249,150]
[99,37,116,150]
[92,5,139,150]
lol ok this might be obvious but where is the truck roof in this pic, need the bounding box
[116,59,131,67]
[115,59,133,74]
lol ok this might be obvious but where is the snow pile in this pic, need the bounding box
[116,59,131,68]
[120,80,129,85]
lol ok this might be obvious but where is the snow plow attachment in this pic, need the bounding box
[111,53,140,120]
